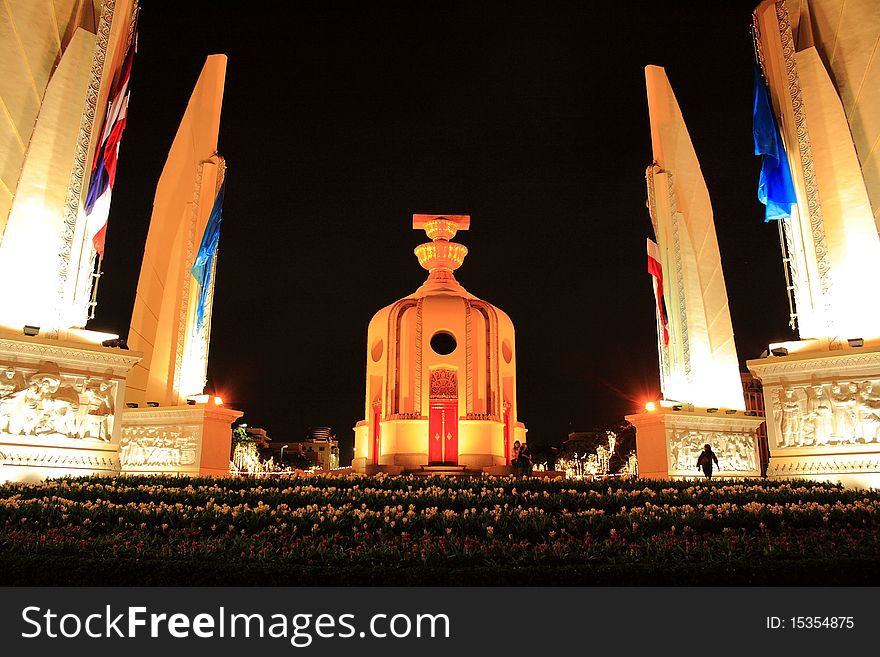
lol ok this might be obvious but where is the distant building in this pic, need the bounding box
[245,427,270,448]
[560,431,603,459]
[301,427,340,470]
[265,427,340,470]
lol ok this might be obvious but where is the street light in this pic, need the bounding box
[280,444,288,465]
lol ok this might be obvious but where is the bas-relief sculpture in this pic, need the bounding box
[119,426,198,469]
[0,362,116,441]
[669,430,758,473]
[773,380,880,448]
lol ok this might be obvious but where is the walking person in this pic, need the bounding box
[696,443,719,479]
[511,440,522,476]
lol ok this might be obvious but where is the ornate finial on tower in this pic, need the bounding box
[412,214,470,288]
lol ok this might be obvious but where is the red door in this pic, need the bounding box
[428,400,458,464]
[371,402,381,465]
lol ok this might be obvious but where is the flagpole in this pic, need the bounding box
[776,217,797,331]
[88,254,103,320]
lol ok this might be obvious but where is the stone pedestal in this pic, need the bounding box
[626,408,764,479]
[748,344,880,488]
[120,403,243,477]
[0,330,140,483]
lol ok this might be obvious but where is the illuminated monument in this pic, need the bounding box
[626,67,763,479]
[120,55,241,476]
[0,1,140,482]
[748,0,880,487]
[352,215,526,474]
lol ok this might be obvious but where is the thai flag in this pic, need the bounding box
[191,180,226,333]
[647,237,669,347]
[84,35,136,258]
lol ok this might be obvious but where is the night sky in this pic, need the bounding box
[93,0,794,461]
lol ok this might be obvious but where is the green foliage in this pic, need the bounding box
[232,426,252,444]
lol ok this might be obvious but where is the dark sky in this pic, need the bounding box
[93,0,794,460]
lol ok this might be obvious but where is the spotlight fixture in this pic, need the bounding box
[23,325,40,337]
[725,409,737,414]
[770,347,789,357]
[147,401,159,408]
[101,338,128,349]
[847,338,864,348]
[186,399,196,405]
[707,408,719,413]
[744,410,757,416]
[672,405,683,411]
[125,403,139,409]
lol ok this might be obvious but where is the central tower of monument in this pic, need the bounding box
[352,214,526,474]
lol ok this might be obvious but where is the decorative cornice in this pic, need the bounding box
[769,457,880,476]
[749,350,880,380]
[121,404,242,426]
[463,413,500,422]
[0,335,140,372]
[1,448,119,471]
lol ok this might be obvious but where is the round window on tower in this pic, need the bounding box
[430,331,457,355]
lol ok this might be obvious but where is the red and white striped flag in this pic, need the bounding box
[84,33,136,258]
[647,237,669,346]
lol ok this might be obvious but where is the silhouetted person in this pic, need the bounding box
[696,443,719,479]
[520,443,533,477]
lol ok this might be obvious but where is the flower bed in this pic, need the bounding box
[1,475,878,585]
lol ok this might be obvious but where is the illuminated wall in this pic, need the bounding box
[754,0,880,342]
[0,0,137,337]
[644,66,746,411]
[125,56,227,407]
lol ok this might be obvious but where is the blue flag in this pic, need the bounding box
[753,67,797,221]
[191,180,225,332]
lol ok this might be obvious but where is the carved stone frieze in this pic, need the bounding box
[668,428,758,473]
[119,425,199,468]
[771,379,880,448]
[0,362,117,441]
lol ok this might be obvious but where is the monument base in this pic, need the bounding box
[626,407,764,479]
[0,330,140,483]
[120,403,243,476]
[352,416,518,474]
[748,341,880,489]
